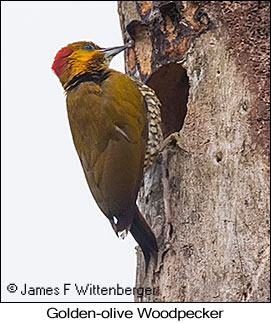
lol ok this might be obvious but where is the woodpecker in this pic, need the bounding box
[52,41,162,270]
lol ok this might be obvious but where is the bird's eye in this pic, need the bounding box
[82,43,94,51]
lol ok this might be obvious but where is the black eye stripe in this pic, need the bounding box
[83,43,94,51]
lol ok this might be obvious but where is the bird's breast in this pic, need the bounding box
[65,71,147,222]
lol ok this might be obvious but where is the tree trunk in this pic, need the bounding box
[118,1,270,302]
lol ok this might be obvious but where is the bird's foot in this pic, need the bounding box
[118,229,128,240]
[160,132,189,154]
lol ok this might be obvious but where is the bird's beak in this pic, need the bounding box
[100,42,133,59]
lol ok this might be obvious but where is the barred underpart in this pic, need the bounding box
[132,78,163,170]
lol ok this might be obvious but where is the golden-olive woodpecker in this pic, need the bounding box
[52,41,162,269]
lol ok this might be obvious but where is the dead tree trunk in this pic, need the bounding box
[118,1,270,302]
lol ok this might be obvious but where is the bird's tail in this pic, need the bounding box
[130,207,158,272]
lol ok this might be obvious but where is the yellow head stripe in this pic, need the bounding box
[70,49,101,76]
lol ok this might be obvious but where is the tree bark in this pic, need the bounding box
[118,1,270,302]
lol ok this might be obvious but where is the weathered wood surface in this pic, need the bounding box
[118,1,270,302]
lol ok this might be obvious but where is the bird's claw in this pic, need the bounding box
[118,229,128,240]
[160,132,189,154]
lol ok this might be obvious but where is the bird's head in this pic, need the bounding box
[52,41,130,89]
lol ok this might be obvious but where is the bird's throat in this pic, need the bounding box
[64,71,110,91]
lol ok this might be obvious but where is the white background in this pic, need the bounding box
[0,303,271,322]
[1,1,137,302]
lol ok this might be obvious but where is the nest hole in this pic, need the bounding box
[147,63,189,138]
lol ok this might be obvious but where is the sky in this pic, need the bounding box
[1,1,137,302]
